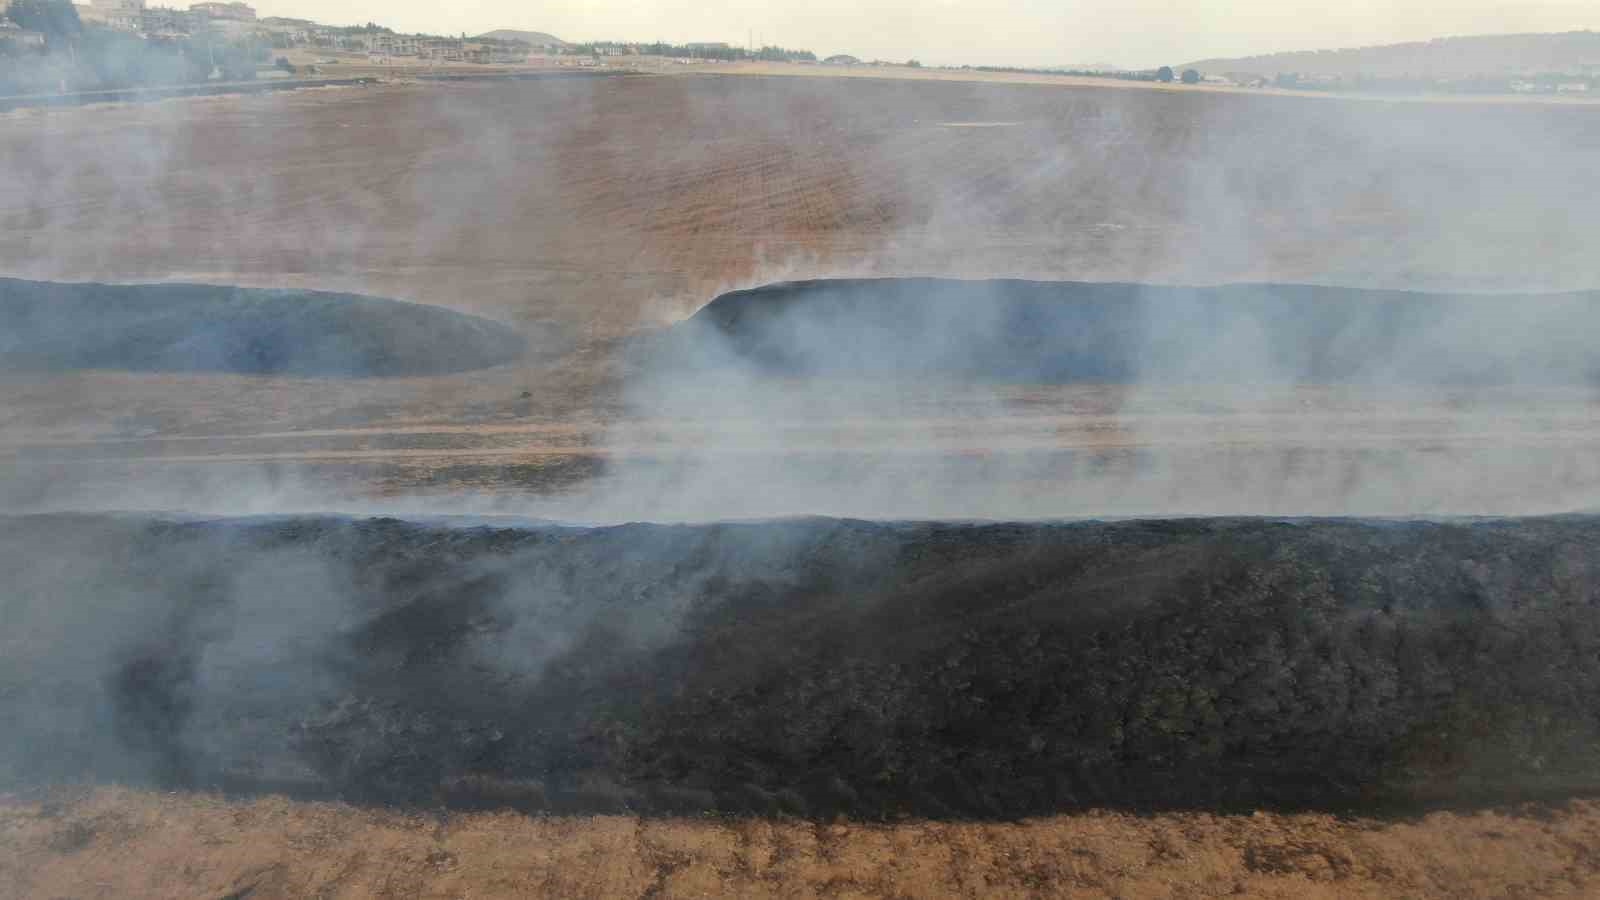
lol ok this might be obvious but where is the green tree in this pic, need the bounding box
[1181,68,1200,84]
[5,0,82,48]
[1156,65,1174,83]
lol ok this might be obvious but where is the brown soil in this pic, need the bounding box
[4,788,1600,899]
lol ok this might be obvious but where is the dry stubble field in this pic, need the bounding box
[5,70,1600,895]
[5,72,1600,504]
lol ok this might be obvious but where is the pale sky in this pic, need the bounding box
[253,1,1600,69]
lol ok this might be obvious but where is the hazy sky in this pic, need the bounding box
[253,1,1598,68]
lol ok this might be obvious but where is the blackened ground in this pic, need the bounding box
[0,278,527,376]
[2,513,1598,819]
[664,278,1600,385]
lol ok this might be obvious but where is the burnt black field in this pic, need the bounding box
[0,278,526,376]
[4,512,1598,819]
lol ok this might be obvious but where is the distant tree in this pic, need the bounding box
[5,0,83,48]
[1156,65,1174,83]
[906,58,922,68]
[1181,68,1200,84]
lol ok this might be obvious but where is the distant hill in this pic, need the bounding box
[476,29,568,48]
[1183,31,1600,78]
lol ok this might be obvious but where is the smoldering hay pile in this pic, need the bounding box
[656,278,1600,385]
[4,512,1600,817]
[588,277,1600,523]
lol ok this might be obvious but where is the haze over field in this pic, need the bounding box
[6,5,1600,895]
[5,69,1600,521]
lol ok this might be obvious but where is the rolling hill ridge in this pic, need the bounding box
[476,29,568,48]
[1184,30,1600,78]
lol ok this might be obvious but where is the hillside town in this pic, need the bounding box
[0,0,830,81]
[3,0,569,63]
[1,0,1595,100]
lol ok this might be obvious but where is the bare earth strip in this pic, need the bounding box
[3,789,1600,899]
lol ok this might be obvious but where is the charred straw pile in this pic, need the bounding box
[0,278,525,377]
[660,278,1600,385]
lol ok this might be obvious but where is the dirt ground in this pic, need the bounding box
[4,788,1600,899]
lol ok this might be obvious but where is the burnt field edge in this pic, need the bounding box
[3,511,1599,820]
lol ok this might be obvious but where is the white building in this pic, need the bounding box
[74,0,144,27]
[417,37,464,61]
[370,34,421,57]
[189,1,254,22]
[139,6,194,35]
